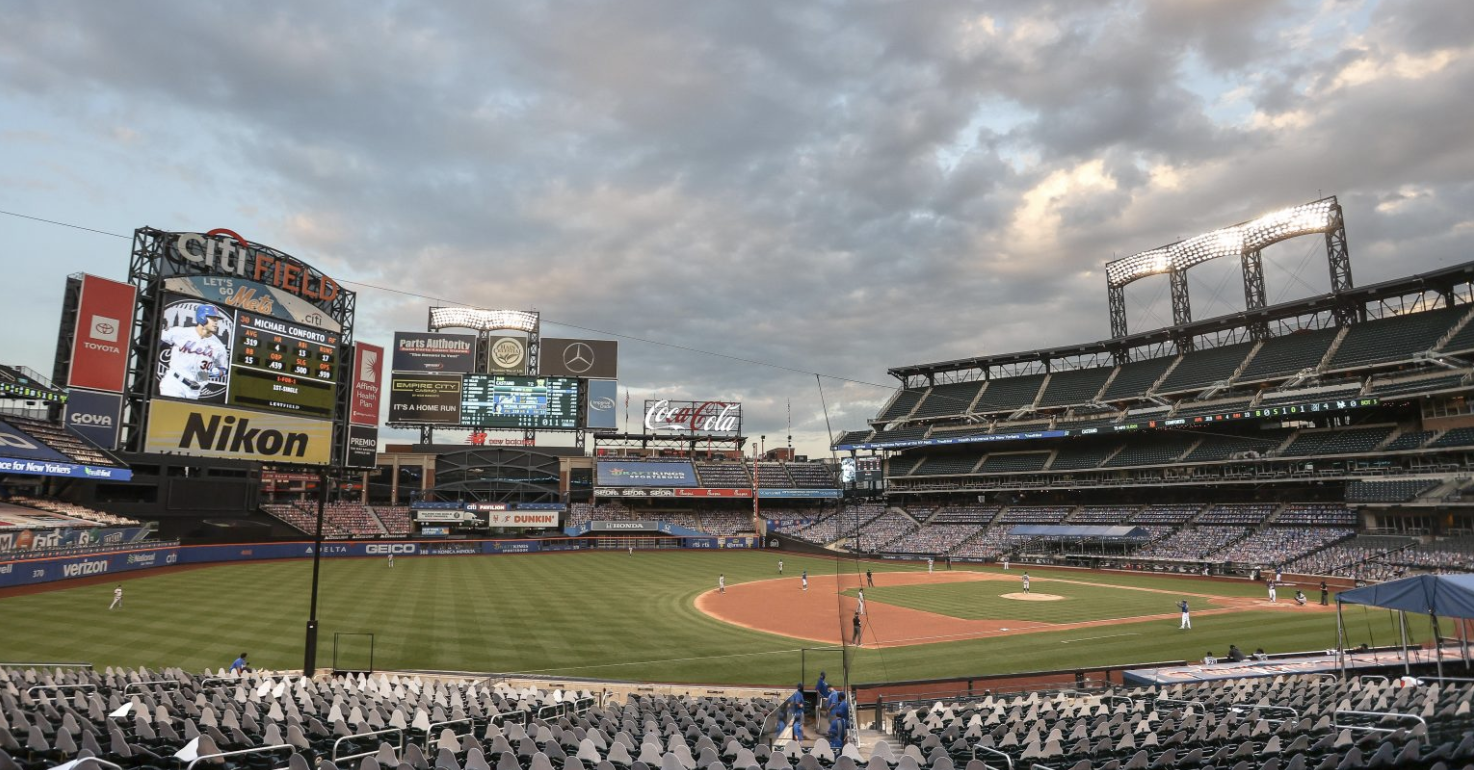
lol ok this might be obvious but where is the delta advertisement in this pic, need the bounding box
[144,400,334,465]
[595,461,698,487]
[68,274,137,393]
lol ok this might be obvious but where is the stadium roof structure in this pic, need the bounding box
[889,258,1474,383]
[0,364,66,403]
[1338,574,1474,619]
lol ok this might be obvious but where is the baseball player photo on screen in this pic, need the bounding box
[156,297,234,403]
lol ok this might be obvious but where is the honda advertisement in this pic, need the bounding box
[391,332,477,373]
[68,274,137,393]
[595,461,698,487]
[585,379,618,430]
[644,400,742,436]
[64,388,124,450]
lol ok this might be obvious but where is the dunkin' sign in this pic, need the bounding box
[643,399,742,436]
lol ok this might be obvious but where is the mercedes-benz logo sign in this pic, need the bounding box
[563,342,594,373]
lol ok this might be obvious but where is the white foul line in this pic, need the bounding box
[1060,633,1139,644]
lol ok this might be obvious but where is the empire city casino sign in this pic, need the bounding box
[169,228,340,305]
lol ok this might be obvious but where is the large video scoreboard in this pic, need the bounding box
[461,375,580,429]
[153,295,342,419]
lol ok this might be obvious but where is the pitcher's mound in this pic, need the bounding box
[1001,592,1064,601]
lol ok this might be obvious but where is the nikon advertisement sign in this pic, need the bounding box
[145,401,333,465]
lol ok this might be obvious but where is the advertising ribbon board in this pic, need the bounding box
[144,401,334,464]
[595,461,698,487]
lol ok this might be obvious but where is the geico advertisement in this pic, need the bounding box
[145,401,333,464]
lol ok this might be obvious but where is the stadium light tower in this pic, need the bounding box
[1104,197,1350,343]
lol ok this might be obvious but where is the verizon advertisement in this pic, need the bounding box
[349,342,383,426]
[69,275,137,393]
[644,400,742,437]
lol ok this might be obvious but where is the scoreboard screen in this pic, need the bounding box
[461,375,580,429]
[228,312,340,418]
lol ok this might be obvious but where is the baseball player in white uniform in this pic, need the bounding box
[718,574,726,593]
[159,305,229,399]
[857,589,866,616]
[109,584,123,610]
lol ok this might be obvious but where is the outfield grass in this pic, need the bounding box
[0,551,1425,685]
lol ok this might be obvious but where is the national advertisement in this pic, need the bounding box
[144,401,334,464]
[388,373,464,424]
[64,388,124,450]
[644,400,741,436]
[391,332,477,373]
[68,274,137,393]
[595,461,698,487]
[585,379,618,430]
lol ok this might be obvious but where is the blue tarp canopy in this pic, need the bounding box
[1337,574,1474,619]
[1010,525,1149,540]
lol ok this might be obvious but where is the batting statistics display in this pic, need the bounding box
[460,375,580,429]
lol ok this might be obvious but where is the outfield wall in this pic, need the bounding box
[0,534,760,588]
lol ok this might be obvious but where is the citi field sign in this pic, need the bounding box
[168,229,340,305]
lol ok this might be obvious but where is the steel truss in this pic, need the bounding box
[116,228,357,460]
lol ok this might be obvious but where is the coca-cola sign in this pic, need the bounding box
[644,399,742,436]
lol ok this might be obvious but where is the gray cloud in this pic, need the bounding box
[1,0,1471,456]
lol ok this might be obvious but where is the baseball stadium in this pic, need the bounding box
[4,203,1474,770]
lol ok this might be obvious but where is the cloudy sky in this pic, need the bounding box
[2,0,1472,456]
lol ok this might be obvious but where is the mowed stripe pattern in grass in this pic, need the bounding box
[854,579,1223,623]
[0,551,1423,685]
